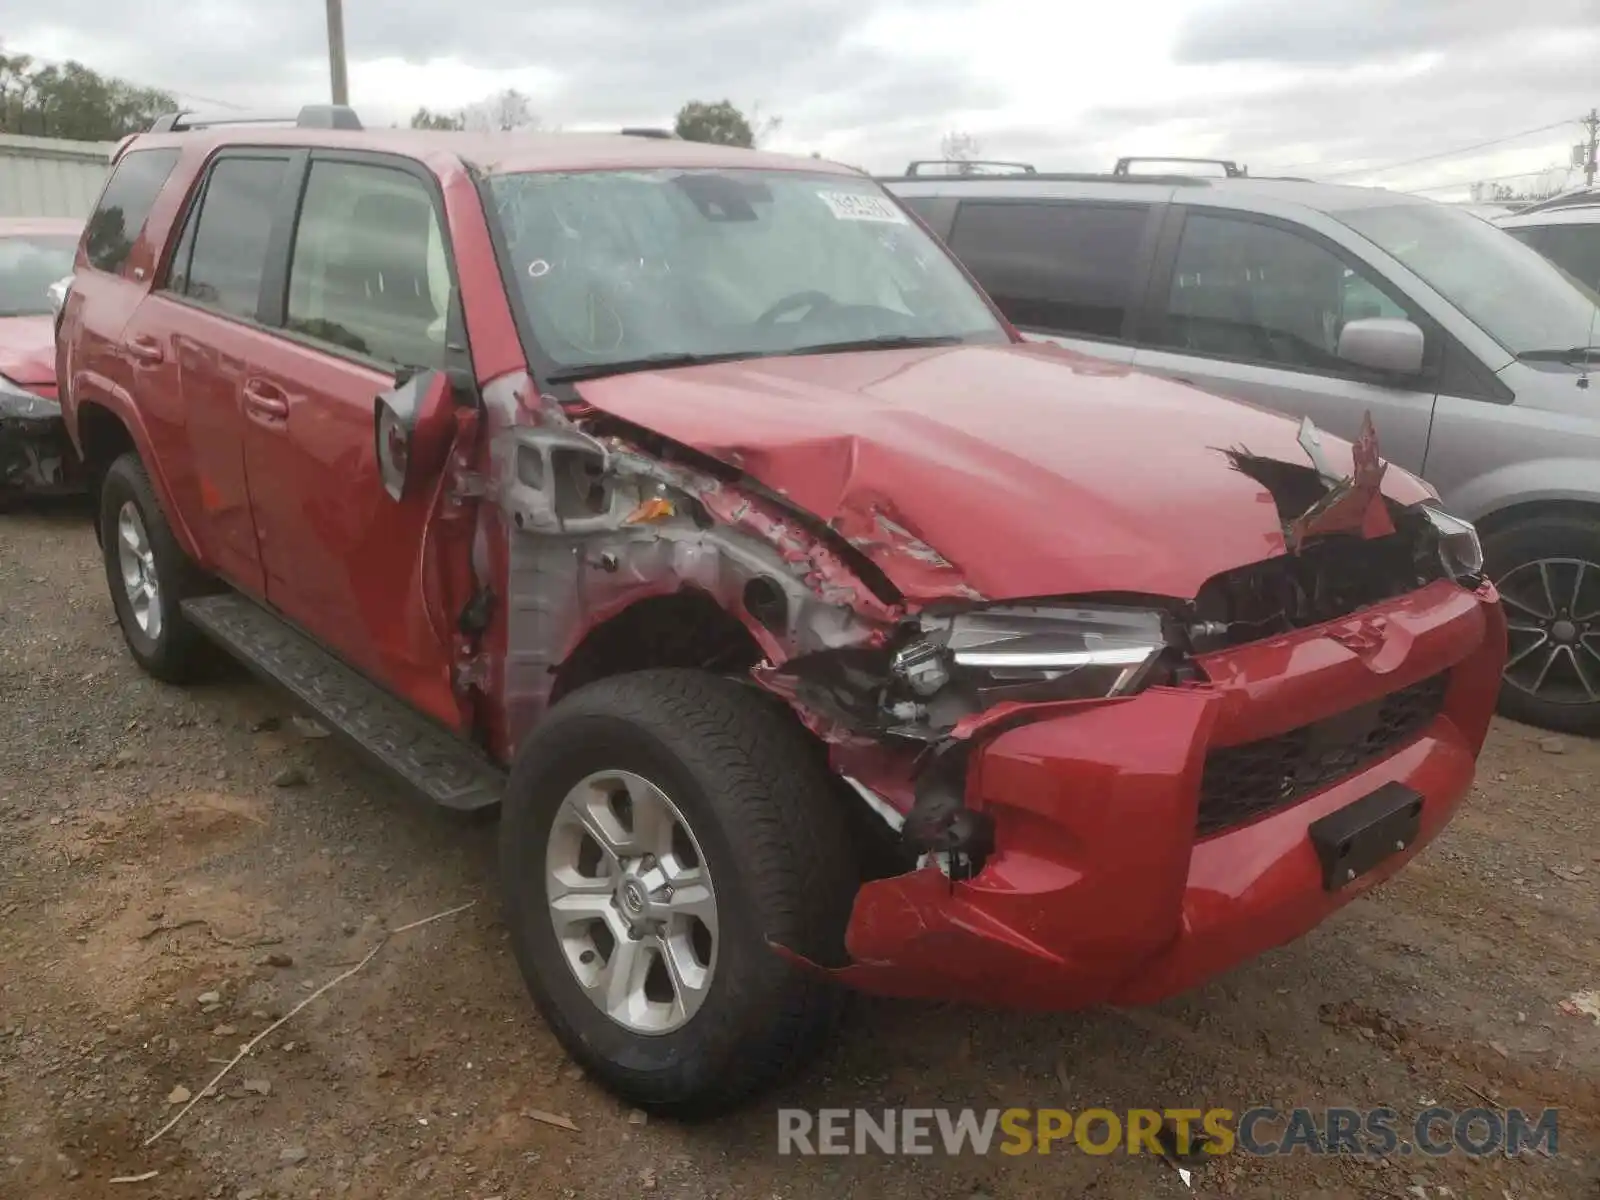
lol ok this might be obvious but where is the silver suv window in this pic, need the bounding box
[1155,211,1418,372]
[1337,203,1600,357]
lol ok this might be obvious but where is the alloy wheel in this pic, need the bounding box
[1498,556,1600,706]
[116,501,162,640]
[544,770,718,1035]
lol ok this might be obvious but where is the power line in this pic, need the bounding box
[1320,120,1577,181]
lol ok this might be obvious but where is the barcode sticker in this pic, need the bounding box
[817,191,908,224]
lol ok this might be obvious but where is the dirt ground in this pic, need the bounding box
[2,502,1598,1200]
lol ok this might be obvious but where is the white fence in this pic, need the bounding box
[0,133,113,219]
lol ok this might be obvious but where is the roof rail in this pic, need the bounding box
[148,104,363,133]
[903,159,1037,177]
[620,127,678,139]
[1513,186,1600,216]
[1114,156,1246,178]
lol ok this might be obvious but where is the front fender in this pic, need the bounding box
[1440,457,1600,526]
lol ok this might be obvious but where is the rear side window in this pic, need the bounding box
[1510,225,1600,291]
[285,160,453,369]
[84,148,181,275]
[947,200,1150,339]
[167,156,292,321]
[897,195,958,241]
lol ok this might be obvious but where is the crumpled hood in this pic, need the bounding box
[575,342,1431,602]
[0,315,57,389]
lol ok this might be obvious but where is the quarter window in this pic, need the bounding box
[1156,212,1419,372]
[947,200,1150,339]
[285,161,453,369]
[84,148,181,275]
[168,156,291,320]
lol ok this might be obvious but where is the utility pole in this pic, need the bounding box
[325,0,349,106]
[1584,108,1599,189]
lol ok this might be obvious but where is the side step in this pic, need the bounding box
[181,594,505,813]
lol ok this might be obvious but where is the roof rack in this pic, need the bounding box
[1114,156,1246,178]
[148,104,363,133]
[619,127,678,139]
[902,159,1038,177]
[1513,186,1600,216]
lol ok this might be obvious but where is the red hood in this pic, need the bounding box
[574,343,1432,602]
[0,315,57,389]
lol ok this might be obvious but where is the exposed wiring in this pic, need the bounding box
[1320,120,1577,181]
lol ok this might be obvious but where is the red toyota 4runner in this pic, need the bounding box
[57,106,1507,1116]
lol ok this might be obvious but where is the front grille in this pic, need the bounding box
[1197,673,1449,836]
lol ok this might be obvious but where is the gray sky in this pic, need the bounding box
[9,0,1599,195]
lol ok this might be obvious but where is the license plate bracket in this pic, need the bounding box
[1308,782,1424,891]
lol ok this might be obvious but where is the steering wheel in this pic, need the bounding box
[756,290,839,326]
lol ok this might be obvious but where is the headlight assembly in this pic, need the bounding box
[893,603,1170,706]
[1421,505,1484,584]
[0,374,60,422]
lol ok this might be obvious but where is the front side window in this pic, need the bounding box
[84,148,181,275]
[487,168,1006,376]
[168,156,290,320]
[1337,202,1600,358]
[1155,211,1419,372]
[0,234,79,317]
[285,161,453,369]
[946,200,1150,339]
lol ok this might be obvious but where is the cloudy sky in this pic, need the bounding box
[9,0,1599,195]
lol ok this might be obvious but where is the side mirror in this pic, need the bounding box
[374,368,455,501]
[47,275,72,318]
[1337,317,1425,375]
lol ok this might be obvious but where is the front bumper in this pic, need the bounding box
[806,578,1506,1009]
[1,384,79,497]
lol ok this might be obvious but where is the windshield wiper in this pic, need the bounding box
[544,350,769,384]
[781,334,970,357]
[1517,345,1600,363]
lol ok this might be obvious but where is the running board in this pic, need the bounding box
[181,594,504,813]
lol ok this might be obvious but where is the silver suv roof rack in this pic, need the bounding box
[148,104,363,133]
[903,159,1037,177]
[1113,155,1246,177]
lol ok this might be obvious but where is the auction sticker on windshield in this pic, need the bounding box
[818,191,908,224]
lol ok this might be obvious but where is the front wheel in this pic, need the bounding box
[499,670,859,1117]
[1485,513,1600,735]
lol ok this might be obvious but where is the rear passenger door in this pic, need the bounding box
[1132,208,1439,473]
[241,152,472,725]
[942,199,1161,365]
[151,150,302,595]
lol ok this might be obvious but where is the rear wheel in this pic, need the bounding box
[99,453,212,683]
[1485,513,1600,734]
[499,669,858,1117]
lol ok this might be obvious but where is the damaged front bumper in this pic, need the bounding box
[785,578,1506,1009]
[0,381,78,498]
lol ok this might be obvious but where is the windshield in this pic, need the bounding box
[1335,203,1600,357]
[0,235,77,318]
[487,168,1008,374]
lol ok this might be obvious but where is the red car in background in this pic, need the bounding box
[55,110,1507,1116]
[0,217,81,501]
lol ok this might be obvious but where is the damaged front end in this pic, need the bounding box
[0,378,76,499]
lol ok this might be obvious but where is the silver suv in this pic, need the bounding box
[886,167,1600,735]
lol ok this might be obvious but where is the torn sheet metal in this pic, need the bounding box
[1285,413,1395,550]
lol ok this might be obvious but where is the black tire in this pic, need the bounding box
[1484,512,1600,735]
[499,669,859,1118]
[99,452,212,683]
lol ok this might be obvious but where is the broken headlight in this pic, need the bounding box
[897,604,1170,707]
[0,374,59,421]
[1421,505,1483,585]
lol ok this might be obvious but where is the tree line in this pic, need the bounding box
[0,48,174,141]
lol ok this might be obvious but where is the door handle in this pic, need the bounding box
[243,379,289,420]
[124,336,164,366]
